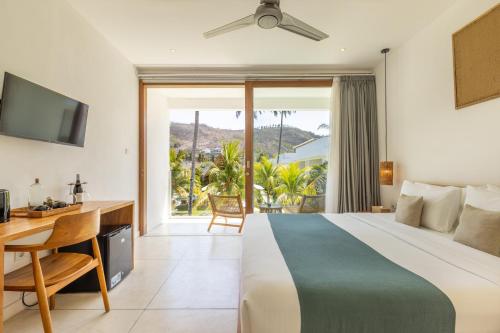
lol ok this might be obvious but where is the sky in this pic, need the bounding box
[170,109,330,136]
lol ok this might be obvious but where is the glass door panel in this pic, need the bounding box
[252,87,332,214]
[158,87,245,217]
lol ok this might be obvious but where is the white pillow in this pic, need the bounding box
[465,185,500,212]
[401,180,462,232]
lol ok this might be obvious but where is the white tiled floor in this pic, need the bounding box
[5,222,241,333]
[147,220,242,236]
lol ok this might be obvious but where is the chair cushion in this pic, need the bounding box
[4,252,95,291]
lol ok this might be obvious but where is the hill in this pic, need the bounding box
[170,122,322,157]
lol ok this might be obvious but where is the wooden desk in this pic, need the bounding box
[0,201,134,332]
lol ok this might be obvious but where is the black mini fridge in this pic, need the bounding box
[60,224,132,292]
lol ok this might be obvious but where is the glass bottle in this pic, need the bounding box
[29,178,45,208]
[73,174,83,196]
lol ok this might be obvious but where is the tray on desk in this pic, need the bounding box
[10,204,82,218]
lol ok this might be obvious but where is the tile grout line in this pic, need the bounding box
[128,234,241,331]
[127,242,188,333]
[144,234,242,237]
[25,307,239,311]
[12,234,241,331]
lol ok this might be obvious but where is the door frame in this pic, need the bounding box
[138,79,333,234]
[243,80,333,213]
[138,82,244,235]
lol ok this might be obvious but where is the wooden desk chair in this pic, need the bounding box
[207,194,246,233]
[4,209,110,333]
[298,194,326,213]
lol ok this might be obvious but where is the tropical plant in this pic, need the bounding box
[169,148,190,198]
[254,156,279,205]
[276,162,307,206]
[204,141,244,195]
[190,161,213,210]
[304,161,328,195]
[188,111,200,215]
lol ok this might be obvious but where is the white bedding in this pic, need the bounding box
[241,213,500,333]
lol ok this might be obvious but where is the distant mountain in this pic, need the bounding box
[170,122,322,157]
[170,123,243,150]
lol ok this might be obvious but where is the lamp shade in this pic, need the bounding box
[379,161,394,186]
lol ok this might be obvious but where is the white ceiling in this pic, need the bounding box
[67,0,456,69]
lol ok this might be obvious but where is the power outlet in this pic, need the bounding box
[14,252,26,263]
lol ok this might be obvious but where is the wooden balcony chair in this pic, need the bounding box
[4,209,110,333]
[298,194,326,213]
[207,194,246,233]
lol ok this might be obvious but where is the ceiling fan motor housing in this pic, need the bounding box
[255,3,282,29]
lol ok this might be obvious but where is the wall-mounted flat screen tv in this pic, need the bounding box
[0,72,89,147]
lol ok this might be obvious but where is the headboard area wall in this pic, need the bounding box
[375,0,500,207]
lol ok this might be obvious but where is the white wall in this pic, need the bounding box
[376,0,500,207]
[0,0,138,319]
[147,90,170,230]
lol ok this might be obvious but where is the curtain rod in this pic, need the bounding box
[139,74,374,83]
[136,66,374,82]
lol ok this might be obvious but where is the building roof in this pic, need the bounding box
[277,136,330,164]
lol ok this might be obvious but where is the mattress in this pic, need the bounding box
[240,213,500,333]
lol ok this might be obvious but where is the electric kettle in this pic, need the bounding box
[0,189,10,223]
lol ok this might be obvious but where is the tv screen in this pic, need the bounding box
[0,72,89,147]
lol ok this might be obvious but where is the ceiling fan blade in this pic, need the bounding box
[278,12,329,41]
[204,14,255,38]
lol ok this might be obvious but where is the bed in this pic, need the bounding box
[240,213,500,333]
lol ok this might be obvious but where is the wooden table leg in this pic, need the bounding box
[0,244,4,333]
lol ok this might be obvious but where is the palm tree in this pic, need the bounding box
[169,149,190,198]
[304,161,328,195]
[276,162,307,206]
[317,123,330,130]
[205,141,244,195]
[274,110,295,164]
[254,156,279,205]
[188,111,200,215]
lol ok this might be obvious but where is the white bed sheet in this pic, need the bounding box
[241,213,500,333]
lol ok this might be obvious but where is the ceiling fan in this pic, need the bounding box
[203,0,329,41]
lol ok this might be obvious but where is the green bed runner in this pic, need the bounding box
[268,214,455,333]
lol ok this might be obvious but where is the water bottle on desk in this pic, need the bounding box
[29,178,45,209]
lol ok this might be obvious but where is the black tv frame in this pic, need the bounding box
[0,72,89,147]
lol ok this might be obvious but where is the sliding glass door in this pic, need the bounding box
[146,86,245,220]
[244,81,332,214]
[140,81,332,232]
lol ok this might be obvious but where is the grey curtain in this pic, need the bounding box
[338,76,381,213]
